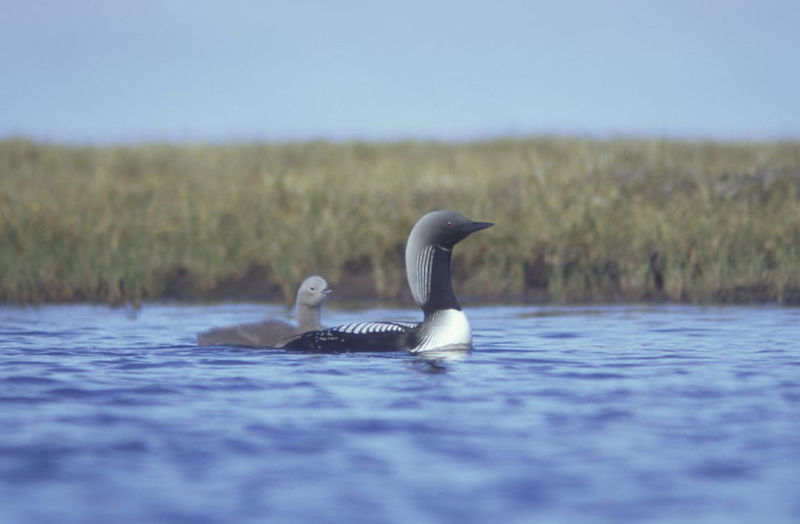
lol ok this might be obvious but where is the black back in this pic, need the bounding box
[281,321,419,352]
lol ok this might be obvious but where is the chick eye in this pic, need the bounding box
[309,287,315,291]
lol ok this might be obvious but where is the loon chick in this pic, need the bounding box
[282,210,492,352]
[197,275,331,348]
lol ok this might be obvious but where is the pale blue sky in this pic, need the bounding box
[1,0,798,143]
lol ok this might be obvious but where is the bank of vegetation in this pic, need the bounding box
[1,137,798,305]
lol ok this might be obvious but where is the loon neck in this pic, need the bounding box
[407,244,461,317]
[296,304,322,330]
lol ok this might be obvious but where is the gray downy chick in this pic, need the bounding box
[197,275,332,348]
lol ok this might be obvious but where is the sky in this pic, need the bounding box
[1,0,799,143]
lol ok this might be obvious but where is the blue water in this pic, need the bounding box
[1,304,798,523]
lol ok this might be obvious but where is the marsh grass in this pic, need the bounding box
[1,137,798,305]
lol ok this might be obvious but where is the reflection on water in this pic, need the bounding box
[0,303,799,523]
[414,345,472,363]
[409,346,472,374]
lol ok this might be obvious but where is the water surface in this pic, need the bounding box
[1,304,798,523]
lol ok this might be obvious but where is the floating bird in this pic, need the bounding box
[197,275,331,347]
[282,210,492,352]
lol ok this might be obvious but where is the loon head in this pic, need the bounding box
[296,275,332,308]
[405,210,493,313]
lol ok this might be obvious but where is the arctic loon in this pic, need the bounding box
[282,210,492,352]
[197,275,331,348]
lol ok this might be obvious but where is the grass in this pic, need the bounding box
[1,136,799,305]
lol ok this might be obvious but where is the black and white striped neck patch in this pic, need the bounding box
[332,321,418,335]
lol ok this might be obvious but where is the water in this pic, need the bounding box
[1,303,798,524]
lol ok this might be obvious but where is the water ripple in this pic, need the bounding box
[0,303,798,524]
[2,376,63,385]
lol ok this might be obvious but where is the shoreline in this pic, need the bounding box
[3,137,799,307]
[4,267,798,307]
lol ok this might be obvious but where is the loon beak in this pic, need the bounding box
[461,221,493,235]
[468,221,493,232]
[442,220,493,248]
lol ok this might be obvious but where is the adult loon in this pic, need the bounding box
[197,275,331,347]
[282,210,492,352]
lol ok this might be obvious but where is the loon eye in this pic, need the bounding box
[445,220,453,228]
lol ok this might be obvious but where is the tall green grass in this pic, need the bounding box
[1,137,798,305]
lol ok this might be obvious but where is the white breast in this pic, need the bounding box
[412,309,473,352]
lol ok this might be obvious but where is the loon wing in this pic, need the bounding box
[281,321,419,352]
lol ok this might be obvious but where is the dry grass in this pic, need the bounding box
[1,137,799,305]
